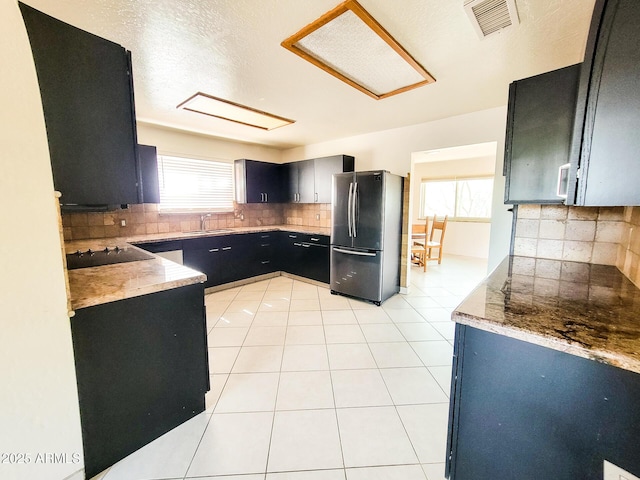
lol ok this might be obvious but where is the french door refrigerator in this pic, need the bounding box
[330,171,403,305]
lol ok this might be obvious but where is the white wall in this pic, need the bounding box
[137,122,283,163]
[282,107,512,272]
[0,2,84,479]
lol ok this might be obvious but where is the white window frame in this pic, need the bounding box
[156,154,234,213]
[419,175,494,222]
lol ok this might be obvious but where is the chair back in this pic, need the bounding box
[430,215,448,244]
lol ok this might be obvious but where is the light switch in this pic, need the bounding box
[604,460,640,480]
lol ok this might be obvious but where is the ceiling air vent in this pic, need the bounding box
[464,0,519,38]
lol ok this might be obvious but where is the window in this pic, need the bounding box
[157,155,234,211]
[419,176,494,221]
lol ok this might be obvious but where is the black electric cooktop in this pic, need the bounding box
[66,246,154,270]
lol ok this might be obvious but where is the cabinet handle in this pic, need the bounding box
[208,248,219,252]
[289,234,297,238]
[261,260,270,264]
[315,192,318,202]
[311,237,319,241]
[265,193,268,202]
[302,243,310,248]
[222,246,232,251]
[260,234,270,239]
[260,243,270,247]
[556,163,571,199]
[293,242,302,246]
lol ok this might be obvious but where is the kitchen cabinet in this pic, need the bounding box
[313,154,355,203]
[182,230,329,287]
[446,325,640,480]
[137,144,160,204]
[234,159,284,204]
[245,231,279,277]
[503,64,580,204]
[567,0,640,206]
[20,3,140,206]
[183,235,250,287]
[284,155,355,203]
[284,159,315,203]
[70,283,208,479]
[280,232,330,283]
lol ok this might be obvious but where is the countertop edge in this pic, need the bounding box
[452,256,640,376]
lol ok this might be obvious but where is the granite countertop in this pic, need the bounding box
[66,241,206,311]
[65,224,330,311]
[453,256,640,374]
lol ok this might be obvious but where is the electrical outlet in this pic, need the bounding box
[604,461,640,480]
[120,219,126,227]
[316,214,320,220]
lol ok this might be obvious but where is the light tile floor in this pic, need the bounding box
[93,254,488,480]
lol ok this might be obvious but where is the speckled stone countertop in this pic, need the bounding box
[65,225,330,311]
[453,256,640,374]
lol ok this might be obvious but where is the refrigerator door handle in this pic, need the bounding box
[352,182,358,237]
[347,182,353,237]
[333,247,376,257]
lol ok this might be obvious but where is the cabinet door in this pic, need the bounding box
[298,160,316,203]
[504,64,580,204]
[283,163,298,202]
[138,144,160,204]
[237,160,283,203]
[575,0,640,206]
[314,155,355,203]
[20,3,139,206]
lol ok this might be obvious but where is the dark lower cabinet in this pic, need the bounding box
[447,324,640,480]
[279,232,330,283]
[182,231,329,287]
[70,283,208,479]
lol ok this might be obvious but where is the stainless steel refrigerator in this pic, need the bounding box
[330,171,403,305]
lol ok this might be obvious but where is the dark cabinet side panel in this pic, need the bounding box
[137,144,160,204]
[580,0,640,206]
[71,284,207,478]
[20,3,139,205]
[449,326,640,480]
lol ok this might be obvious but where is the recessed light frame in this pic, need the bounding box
[177,92,295,131]
[282,0,435,100]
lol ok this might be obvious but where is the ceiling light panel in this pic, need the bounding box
[177,93,295,131]
[282,0,435,100]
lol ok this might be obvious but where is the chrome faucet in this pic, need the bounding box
[200,213,211,231]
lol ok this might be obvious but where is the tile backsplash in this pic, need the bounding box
[513,204,640,288]
[62,202,331,241]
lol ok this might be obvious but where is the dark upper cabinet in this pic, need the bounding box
[503,64,581,204]
[284,155,355,204]
[20,3,139,206]
[568,0,640,206]
[234,159,284,204]
[284,160,315,203]
[137,144,160,204]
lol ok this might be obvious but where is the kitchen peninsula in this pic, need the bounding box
[446,256,640,480]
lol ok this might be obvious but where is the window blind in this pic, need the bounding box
[157,155,234,211]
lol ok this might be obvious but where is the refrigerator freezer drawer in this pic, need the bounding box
[330,246,383,304]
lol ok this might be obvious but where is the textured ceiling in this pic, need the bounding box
[22,0,595,149]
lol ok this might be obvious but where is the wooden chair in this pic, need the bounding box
[411,219,429,269]
[412,215,448,271]
[425,215,448,267]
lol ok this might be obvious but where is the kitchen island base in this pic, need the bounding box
[447,324,640,480]
[70,283,209,479]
